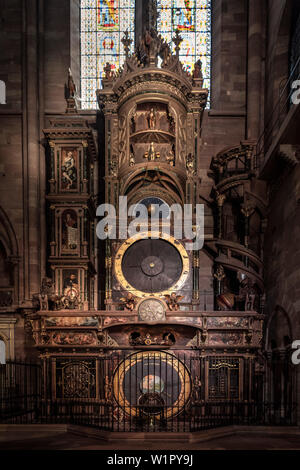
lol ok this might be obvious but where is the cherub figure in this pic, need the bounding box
[120,292,136,311]
[164,292,184,311]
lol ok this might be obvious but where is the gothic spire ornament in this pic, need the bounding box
[121,30,133,58]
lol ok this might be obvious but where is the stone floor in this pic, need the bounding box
[1,425,300,450]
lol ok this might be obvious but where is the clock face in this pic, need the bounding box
[113,351,192,419]
[138,298,165,322]
[114,231,190,297]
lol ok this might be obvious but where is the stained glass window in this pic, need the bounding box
[157,0,211,104]
[80,0,135,109]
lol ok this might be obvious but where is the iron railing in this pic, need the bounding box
[0,358,297,431]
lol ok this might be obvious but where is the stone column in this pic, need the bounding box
[246,0,263,140]
[23,0,43,299]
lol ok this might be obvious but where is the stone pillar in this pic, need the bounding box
[246,0,263,140]
[24,0,43,299]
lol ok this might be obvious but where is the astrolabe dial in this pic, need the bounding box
[114,232,190,297]
[113,351,192,420]
[138,298,165,322]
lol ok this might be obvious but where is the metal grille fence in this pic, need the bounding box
[0,355,297,432]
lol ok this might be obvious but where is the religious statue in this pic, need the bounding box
[192,59,203,80]
[110,160,118,177]
[120,292,136,311]
[137,34,147,65]
[164,292,184,311]
[144,142,160,161]
[147,108,156,129]
[129,153,135,167]
[237,276,257,311]
[186,153,195,175]
[104,62,115,80]
[166,147,175,166]
[67,68,76,98]
[130,115,136,134]
[160,40,171,67]
[166,110,175,134]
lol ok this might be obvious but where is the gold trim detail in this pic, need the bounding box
[114,231,190,298]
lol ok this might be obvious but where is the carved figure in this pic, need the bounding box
[104,62,115,80]
[144,142,160,161]
[186,153,195,175]
[129,153,135,166]
[120,292,136,311]
[130,115,136,133]
[237,277,257,311]
[192,59,203,80]
[67,68,76,98]
[147,108,156,129]
[166,147,175,166]
[164,292,184,311]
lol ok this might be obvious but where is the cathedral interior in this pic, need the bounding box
[0,0,300,449]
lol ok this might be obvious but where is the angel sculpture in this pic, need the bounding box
[164,292,184,311]
[120,292,136,311]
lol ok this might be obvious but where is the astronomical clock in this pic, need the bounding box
[30,26,266,430]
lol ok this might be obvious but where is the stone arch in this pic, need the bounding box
[122,168,185,205]
[265,306,293,350]
[0,206,19,304]
[264,305,295,414]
